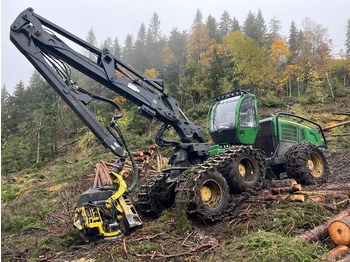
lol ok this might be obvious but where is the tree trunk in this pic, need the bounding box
[325,71,335,100]
[36,114,44,164]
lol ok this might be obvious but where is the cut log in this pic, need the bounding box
[337,253,350,262]
[323,120,350,131]
[256,195,289,201]
[322,245,349,261]
[332,112,350,116]
[320,183,350,191]
[328,216,350,246]
[308,195,326,203]
[296,190,350,196]
[270,179,297,188]
[290,195,305,202]
[296,207,350,243]
[329,133,350,137]
[271,184,302,195]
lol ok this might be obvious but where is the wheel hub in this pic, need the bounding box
[307,152,323,178]
[238,158,255,181]
[238,164,246,176]
[200,179,222,208]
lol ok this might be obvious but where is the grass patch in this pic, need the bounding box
[216,231,326,261]
[159,208,192,232]
[226,200,336,238]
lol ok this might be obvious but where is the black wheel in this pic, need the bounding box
[285,142,329,184]
[137,174,175,217]
[223,147,265,193]
[175,166,230,222]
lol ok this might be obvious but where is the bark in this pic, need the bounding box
[270,179,297,188]
[271,184,302,195]
[296,207,350,243]
[36,114,44,164]
[325,71,335,100]
[323,120,350,131]
[322,245,349,261]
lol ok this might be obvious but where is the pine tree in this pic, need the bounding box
[192,9,203,29]
[288,21,299,64]
[134,23,147,71]
[267,16,281,46]
[149,13,161,43]
[255,9,267,46]
[243,11,256,39]
[84,28,98,60]
[206,15,220,42]
[112,36,122,59]
[101,37,113,51]
[232,17,240,32]
[169,28,188,70]
[346,19,350,57]
[122,34,134,66]
[219,11,232,38]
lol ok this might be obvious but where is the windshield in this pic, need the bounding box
[210,96,239,132]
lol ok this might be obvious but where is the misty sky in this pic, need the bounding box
[1,0,349,93]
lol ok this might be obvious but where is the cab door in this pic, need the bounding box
[236,95,259,145]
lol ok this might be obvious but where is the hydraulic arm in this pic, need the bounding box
[10,8,210,169]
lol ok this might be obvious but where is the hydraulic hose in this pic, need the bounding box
[76,85,138,194]
[119,130,138,194]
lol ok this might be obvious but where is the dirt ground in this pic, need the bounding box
[2,149,349,262]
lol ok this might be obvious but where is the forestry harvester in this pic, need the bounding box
[10,8,330,240]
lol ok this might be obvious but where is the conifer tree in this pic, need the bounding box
[232,17,240,32]
[206,15,220,42]
[255,9,267,46]
[346,19,350,57]
[267,16,281,46]
[219,11,232,37]
[288,21,299,64]
[112,36,122,59]
[134,23,147,71]
[243,11,256,39]
[192,9,203,29]
[122,34,134,66]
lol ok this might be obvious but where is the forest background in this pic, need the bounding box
[2,9,350,174]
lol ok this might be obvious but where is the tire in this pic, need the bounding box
[175,166,230,222]
[223,147,265,193]
[137,174,175,217]
[285,142,329,185]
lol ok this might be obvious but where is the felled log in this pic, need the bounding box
[332,112,350,116]
[337,254,350,262]
[296,190,350,197]
[320,183,350,191]
[270,179,297,188]
[328,216,350,246]
[308,195,326,203]
[271,184,302,195]
[329,133,350,137]
[257,195,289,201]
[290,195,305,202]
[296,207,350,243]
[322,245,349,261]
[323,120,350,131]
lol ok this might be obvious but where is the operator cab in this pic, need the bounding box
[209,91,259,145]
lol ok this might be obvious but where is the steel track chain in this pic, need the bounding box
[175,146,266,222]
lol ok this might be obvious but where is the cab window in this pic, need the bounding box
[239,97,257,128]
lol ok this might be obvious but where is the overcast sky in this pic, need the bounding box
[1,0,349,94]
